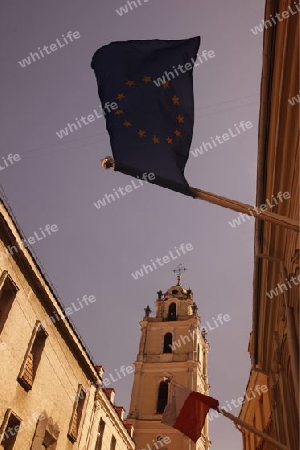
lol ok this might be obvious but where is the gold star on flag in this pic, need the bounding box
[123,121,132,127]
[138,130,146,137]
[143,76,152,83]
[115,109,124,115]
[116,93,125,100]
[174,129,182,137]
[126,80,135,87]
[176,114,184,123]
[172,96,180,105]
[161,81,170,89]
[166,136,173,144]
[152,135,160,144]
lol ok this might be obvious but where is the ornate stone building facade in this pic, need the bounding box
[239,0,299,448]
[127,278,211,450]
[0,199,135,450]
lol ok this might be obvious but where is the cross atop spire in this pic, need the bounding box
[173,263,187,286]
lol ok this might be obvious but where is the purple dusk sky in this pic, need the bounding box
[0,0,264,447]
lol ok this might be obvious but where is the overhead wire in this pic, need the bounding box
[15,92,259,161]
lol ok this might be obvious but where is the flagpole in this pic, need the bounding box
[190,187,299,232]
[100,160,299,232]
[219,409,288,450]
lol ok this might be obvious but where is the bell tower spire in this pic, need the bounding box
[127,272,211,450]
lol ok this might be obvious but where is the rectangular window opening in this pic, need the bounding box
[0,271,19,335]
[31,415,59,449]
[0,409,22,450]
[42,429,58,449]
[95,418,105,450]
[68,386,87,443]
[110,435,116,450]
[17,322,48,391]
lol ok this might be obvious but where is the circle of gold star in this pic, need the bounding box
[112,77,184,145]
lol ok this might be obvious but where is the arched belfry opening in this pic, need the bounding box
[168,302,177,320]
[156,380,169,413]
[163,333,173,353]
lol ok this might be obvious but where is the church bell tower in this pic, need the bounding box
[127,266,211,450]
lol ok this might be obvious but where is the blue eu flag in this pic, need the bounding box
[91,37,200,197]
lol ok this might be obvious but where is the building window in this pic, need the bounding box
[68,385,87,443]
[163,333,173,353]
[41,430,58,449]
[0,409,22,450]
[110,436,116,450]
[17,321,48,391]
[95,419,105,450]
[156,381,169,413]
[167,303,176,321]
[0,271,19,335]
[197,344,200,362]
[30,413,59,449]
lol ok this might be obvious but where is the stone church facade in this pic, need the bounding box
[127,279,211,450]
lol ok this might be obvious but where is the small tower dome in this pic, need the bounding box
[154,265,196,320]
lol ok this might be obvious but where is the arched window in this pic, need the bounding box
[156,381,169,413]
[163,333,173,353]
[168,303,176,320]
[95,418,105,449]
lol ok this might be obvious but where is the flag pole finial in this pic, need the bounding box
[101,157,115,170]
[172,264,187,286]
